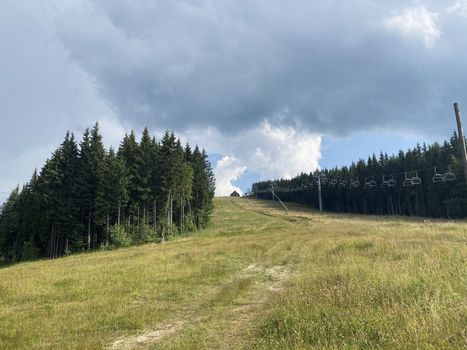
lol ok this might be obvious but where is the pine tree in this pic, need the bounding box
[118,131,141,221]
[1,124,215,262]
[191,147,215,228]
[0,187,20,261]
[138,128,156,226]
[96,148,128,244]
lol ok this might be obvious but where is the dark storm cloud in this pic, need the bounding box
[2,0,467,201]
[49,0,467,137]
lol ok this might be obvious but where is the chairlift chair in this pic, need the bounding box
[351,177,361,188]
[403,172,413,187]
[432,167,445,183]
[381,175,396,188]
[339,179,348,189]
[387,175,396,187]
[364,177,377,190]
[381,176,389,189]
[443,166,456,182]
[330,178,338,186]
[411,171,422,185]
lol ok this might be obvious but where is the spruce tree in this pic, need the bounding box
[1,124,215,262]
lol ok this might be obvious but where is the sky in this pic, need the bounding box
[1,0,467,201]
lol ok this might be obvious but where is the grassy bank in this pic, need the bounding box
[0,198,465,349]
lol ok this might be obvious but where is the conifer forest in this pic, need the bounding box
[0,124,215,263]
[252,133,467,218]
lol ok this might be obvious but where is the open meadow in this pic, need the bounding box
[0,197,465,349]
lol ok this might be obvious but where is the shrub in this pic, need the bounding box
[109,225,132,248]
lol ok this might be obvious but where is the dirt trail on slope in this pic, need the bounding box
[108,263,291,350]
[109,322,185,350]
[108,198,298,350]
[217,264,291,349]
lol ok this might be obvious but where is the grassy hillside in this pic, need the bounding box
[0,198,465,349]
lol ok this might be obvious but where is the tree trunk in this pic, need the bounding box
[153,200,157,237]
[49,223,55,259]
[170,196,173,228]
[117,206,121,227]
[137,205,140,230]
[180,198,183,233]
[161,189,172,242]
[106,213,110,245]
[93,230,97,250]
[87,209,92,250]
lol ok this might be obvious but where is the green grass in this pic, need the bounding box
[0,198,465,349]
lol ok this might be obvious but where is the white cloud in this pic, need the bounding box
[184,121,322,196]
[246,122,322,179]
[213,156,246,196]
[445,1,467,14]
[384,6,440,48]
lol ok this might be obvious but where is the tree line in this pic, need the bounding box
[0,124,215,263]
[252,133,467,218]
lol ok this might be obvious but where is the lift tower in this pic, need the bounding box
[453,103,467,185]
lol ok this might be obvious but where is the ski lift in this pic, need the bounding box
[444,166,456,182]
[387,175,396,187]
[411,171,422,185]
[403,172,413,187]
[330,178,338,186]
[339,179,348,189]
[351,177,361,188]
[364,177,377,190]
[381,175,396,188]
[381,175,389,189]
[432,167,445,183]
[313,174,328,185]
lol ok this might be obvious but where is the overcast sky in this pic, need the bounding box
[1,0,467,200]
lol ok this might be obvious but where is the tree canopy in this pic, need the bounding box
[0,124,215,264]
[252,133,467,218]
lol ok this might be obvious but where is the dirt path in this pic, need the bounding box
[107,199,301,350]
[218,264,291,349]
[109,322,185,350]
[108,263,292,350]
